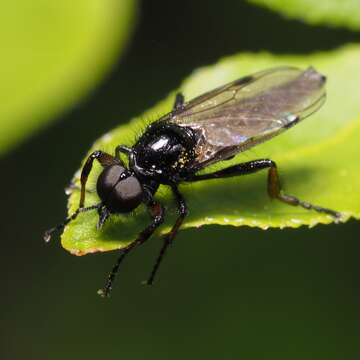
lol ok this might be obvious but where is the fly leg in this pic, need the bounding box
[98,198,165,297]
[145,185,188,285]
[65,181,95,195]
[188,159,341,219]
[115,145,151,177]
[43,203,102,242]
[43,150,119,242]
[173,92,185,111]
[115,145,132,161]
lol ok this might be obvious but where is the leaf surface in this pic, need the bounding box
[247,0,360,30]
[62,45,360,255]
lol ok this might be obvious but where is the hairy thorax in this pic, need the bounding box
[133,123,196,182]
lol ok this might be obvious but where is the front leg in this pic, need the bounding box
[43,203,102,243]
[98,197,165,297]
[115,145,132,161]
[43,150,118,242]
[187,159,341,219]
[145,185,188,285]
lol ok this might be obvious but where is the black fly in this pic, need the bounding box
[44,66,341,297]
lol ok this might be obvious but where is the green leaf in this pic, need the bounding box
[0,0,137,155]
[247,0,360,30]
[62,44,360,255]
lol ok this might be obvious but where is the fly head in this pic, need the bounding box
[97,164,143,213]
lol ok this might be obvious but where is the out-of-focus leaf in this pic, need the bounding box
[62,44,360,255]
[0,0,137,154]
[247,0,360,30]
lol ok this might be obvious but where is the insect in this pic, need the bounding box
[44,66,341,297]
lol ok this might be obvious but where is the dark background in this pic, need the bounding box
[2,1,360,359]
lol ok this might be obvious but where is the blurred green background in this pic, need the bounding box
[1,1,360,359]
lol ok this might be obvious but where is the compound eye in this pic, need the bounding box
[112,175,143,212]
[97,165,126,201]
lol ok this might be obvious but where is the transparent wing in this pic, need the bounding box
[169,66,326,169]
